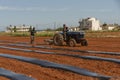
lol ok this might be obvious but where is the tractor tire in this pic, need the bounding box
[53,33,64,46]
[81,40,88,46]
[68,39,76,47]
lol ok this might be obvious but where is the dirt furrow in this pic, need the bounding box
[0,36,120,80]
[0,48,120,78]
[0,57,98,80]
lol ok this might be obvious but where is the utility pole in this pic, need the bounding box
[54,22,56,30]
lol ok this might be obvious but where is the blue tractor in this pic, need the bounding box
[53,31,88,47]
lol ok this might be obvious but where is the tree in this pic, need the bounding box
[13,26,17,32]
[114,23,119,26]
[102,23,107,26]
[29,26,32,32]
[8,25,13,33]
[45,28,53,31]
[55,27,63,31]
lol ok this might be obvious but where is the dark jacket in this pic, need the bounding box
[30,28,36,36]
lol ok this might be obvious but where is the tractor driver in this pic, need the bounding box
[63,24,69,41]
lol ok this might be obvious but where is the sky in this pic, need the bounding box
[0,0,120,31]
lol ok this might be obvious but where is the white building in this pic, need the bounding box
[108,26,115,30]
[79,17,102,31]
[102,24,117,31]
[69,27,80,31]
[6,25,33,32]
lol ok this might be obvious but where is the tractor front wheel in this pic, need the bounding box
[68,39,76,47]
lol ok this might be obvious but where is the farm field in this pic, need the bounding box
[0,35,120,80]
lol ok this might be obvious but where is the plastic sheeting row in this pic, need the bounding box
[8,44,120,56]
[0,53,111,80]
[0,46,120,64]
[0,68,35,80]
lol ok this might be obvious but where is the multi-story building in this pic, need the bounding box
[79,17,102,31]
[6,25,33,32]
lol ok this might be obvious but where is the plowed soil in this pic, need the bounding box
[0,77,10,80]
[0,36,120,80]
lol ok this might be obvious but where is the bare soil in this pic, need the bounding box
[0,77,10,80]
[0,36,120,80]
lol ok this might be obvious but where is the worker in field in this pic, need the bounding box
[29,27,36,46]
[63,24,69,41]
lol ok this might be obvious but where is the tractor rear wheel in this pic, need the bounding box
[68,39,76,47]
[53,33,64,46]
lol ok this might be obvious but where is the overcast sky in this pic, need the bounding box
[0,0,120,31]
